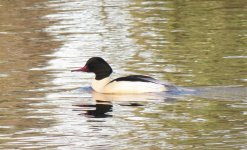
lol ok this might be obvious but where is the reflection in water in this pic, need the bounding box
[75,100,113,118]
[0,0,246,149]
[195,86,247,101]
[73,89,179,118]
[128,0,247,87]
[0,1,59,149]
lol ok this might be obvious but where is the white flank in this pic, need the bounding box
[92,77,167,94]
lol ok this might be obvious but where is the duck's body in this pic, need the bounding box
[92,76,167,94]
[72,57,169,94]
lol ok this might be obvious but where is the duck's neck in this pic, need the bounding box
[92,77,111,93]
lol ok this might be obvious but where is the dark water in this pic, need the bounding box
[0,0,246,149]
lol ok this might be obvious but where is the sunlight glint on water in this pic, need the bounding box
[0,0,246,149]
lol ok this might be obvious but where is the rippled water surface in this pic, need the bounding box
[0,0,246,149]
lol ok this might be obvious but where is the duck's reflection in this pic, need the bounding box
[74,89,178,118]
[75,100,113,118]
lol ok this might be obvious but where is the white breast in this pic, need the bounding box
[92,77,111,93]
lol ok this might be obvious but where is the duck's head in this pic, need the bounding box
[71,57,113,80]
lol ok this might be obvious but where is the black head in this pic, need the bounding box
[71,57,113,80]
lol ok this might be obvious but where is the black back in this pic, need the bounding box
[109,75,157,83]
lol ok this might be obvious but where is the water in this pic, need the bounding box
[0,0,246,149]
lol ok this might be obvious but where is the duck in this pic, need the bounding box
[71,57,169,94]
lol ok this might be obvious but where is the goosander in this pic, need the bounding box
[71,57,169,94]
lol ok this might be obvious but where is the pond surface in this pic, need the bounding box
[0,0,246,149]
